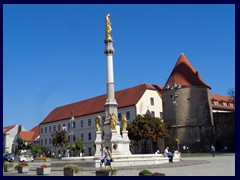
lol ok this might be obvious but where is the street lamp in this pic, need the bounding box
[166,77,181,151]
[70,111,75,157]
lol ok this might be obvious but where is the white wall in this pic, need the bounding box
[136,89,163,118]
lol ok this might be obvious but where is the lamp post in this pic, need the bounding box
[70,111,75,157]
[166,77,181,151]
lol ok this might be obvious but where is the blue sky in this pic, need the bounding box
[3,4,235,130]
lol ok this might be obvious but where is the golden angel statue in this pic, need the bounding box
[95,115,101,131]
[109,113,116,130]
[105,14,113,41]
[122,114,128,131]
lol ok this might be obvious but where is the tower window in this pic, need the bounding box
[88,133,92,140]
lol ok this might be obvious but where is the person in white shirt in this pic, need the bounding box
[100,144,107,169]
[164,147,173,162]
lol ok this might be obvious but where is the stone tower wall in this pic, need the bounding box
[162,86,215,152]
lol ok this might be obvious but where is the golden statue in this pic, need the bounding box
[105,14,113,41]
[109,113,116,130]
[95,115,101,131]
[122,114,128,131]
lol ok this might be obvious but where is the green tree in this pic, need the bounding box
[16,137,27,153]
[30,144,49,156]
[68,139,85,156]
[127,114,169,153]
[30,144,42,155]
[51,130,69,156]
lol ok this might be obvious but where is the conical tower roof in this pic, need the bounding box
[164,53,211,89]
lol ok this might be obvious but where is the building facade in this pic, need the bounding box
[39,84,164,156]
[3,124,26,154]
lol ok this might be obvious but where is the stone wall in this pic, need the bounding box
[213,112,235,152]
[162,86,215,152]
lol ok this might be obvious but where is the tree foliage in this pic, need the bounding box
[127,114,169,153]
[68,139,85,156]
[31,144,49,156]
[51,130,69,153]
[17,137,27,151]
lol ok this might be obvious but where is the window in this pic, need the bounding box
[41,128,43,134]
[49,126,51,133]
[81,134,84,141]
[68,135,70,141]
[45,139,47,145]
[88,119,91,126]
[229,103,233,107]
[88,133,91,140]
[62,123,66,131]
[45,127,47,133]
[73,135,76,142]
[214,101,218,105]
[102,116,105,124]
[53,125,56,132]
[151,111,155,117]
[58,124,61,131]
[73,121,76,129]
[223,102,227,106]
[118,113,122,122]
[150,97,154,105]
[160,112,163,119]
[81,120,84,127]
[40,139,43,145]
[126,111,130,120]
[68,122,70,130]
[49,138,51,145]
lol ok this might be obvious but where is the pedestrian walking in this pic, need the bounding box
[105,146,113,169]
[100,144,107,169]
[210,145,215,157]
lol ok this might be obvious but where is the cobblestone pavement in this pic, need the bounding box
[3,154,235,176]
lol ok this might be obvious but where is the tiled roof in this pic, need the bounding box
[19,131,36,142]
[3,124,16,134]
[164,54,211,89]
[210,94,235,111]
[39,84,161,125]
[19,126,40,142]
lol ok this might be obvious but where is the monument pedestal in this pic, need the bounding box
[110,130,132,155]
[94,131,102,157]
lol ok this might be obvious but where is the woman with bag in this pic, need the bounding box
[105,146,113,169]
